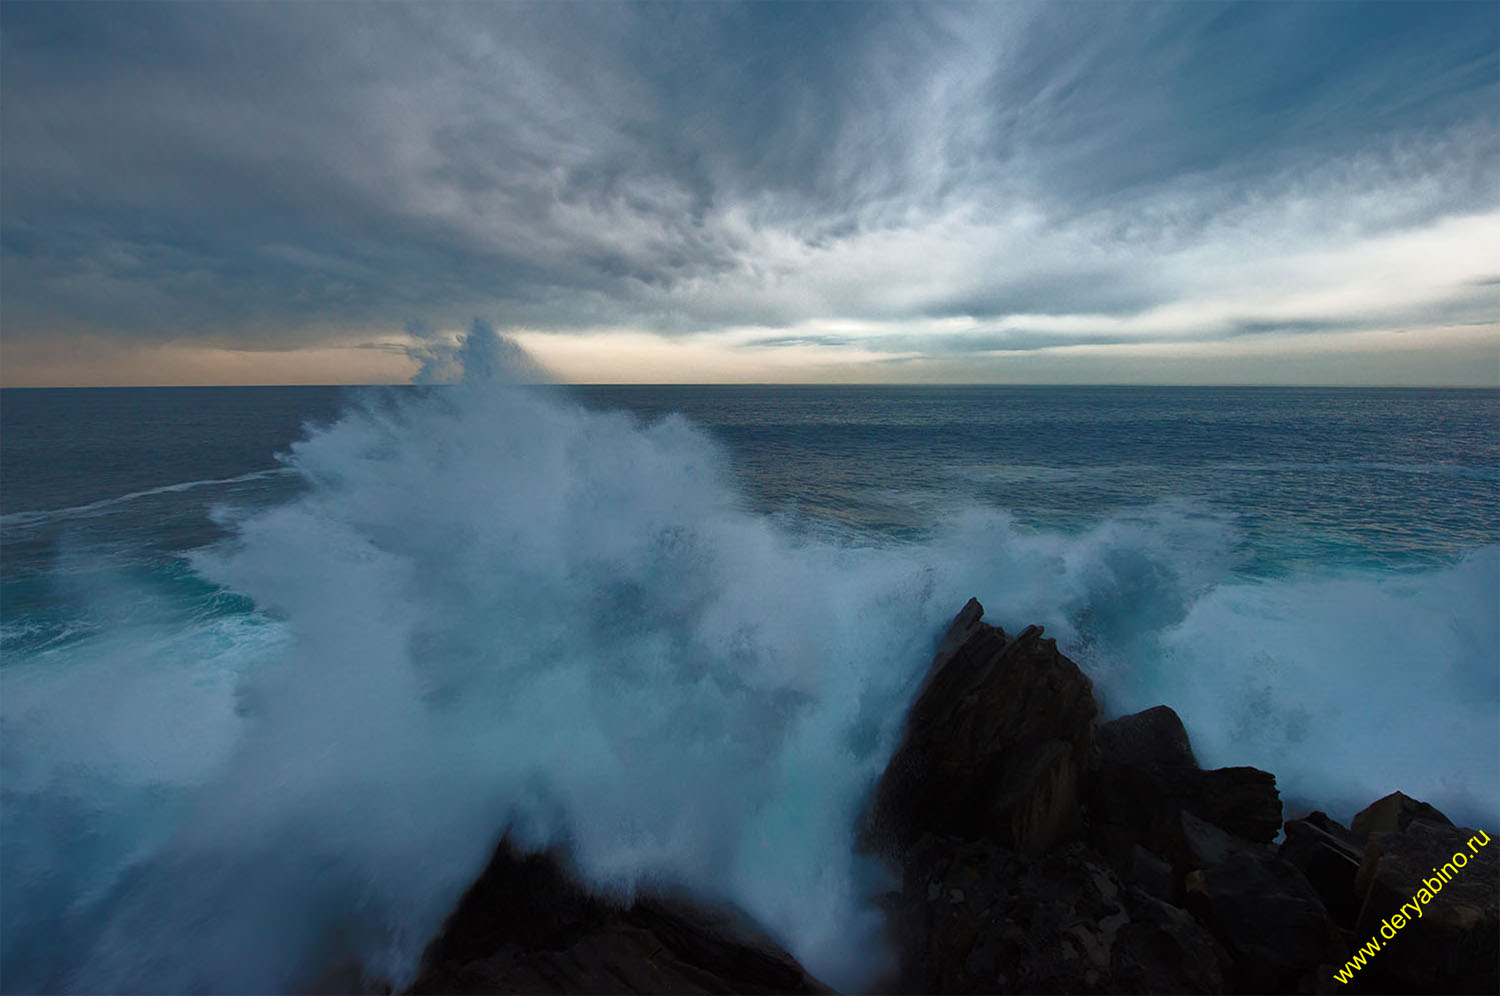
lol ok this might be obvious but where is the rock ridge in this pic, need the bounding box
[865,598,1496,995]
[405,597,1497,995]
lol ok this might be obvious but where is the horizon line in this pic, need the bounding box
[3,382,1498,391]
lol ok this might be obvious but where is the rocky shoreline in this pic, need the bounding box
[408,598,1497,994]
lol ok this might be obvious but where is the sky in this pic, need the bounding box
[1,1,1497,386]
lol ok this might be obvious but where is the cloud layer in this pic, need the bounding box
[2,1,1497,383]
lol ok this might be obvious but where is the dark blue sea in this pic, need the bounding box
[2,380,1497,992]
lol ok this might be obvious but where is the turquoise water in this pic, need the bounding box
[2,379,1497,992]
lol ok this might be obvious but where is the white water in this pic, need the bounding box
[2,328,1496,993]
[0,469,296,528]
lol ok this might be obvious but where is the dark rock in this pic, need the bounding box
[1120,842,1176,904]
[867,599,1096,859]
[887,834,1227,994]
[1302,810,1367,852]
[1351,791,1453,840]
[1179,810,1248,869]
[1112,890,1231,995]
[1184,767,1284,845]
[1183,847,1336,993]
[1089,758,1283,889]
[1349,818,1498,994]
[1281,813,1365,929]
[1095,704,1198,769]
[1161,810,1339,992]
[408,597,1494,996]
[934,595,986,657]
[408,836,831,995]
[1088,703,1282,899]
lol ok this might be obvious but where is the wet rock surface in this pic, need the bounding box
[882,834,1228,994]
[1281,812,1366,928]
[1182,846,1337,993]
[1092,703,1198,769]
[867,599,1096,860]
[866,599,1493,995]
[1351,791,1454,839]
[408,597,1496,995]
[408,838,832,995]
[1350,818,1498,994]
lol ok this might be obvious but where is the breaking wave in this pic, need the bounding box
[2,327,1495,992]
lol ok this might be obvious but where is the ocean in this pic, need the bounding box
[2,379,1497,992]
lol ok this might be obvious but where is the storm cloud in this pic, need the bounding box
[2,1,1496,383]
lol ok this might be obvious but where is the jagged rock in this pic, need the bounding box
[886,835,1227,994]
[1112,890,1231,995]
[1183,847,1336,994]
[1183,767,1284,844]
[410,598,1496,996]
[1090,763,1283,885]
[934,594,986,657]
[867,599,1096,859]
[408,837,831,995]
[1089,705,1282,890]
[1351,791,1453,839]
[1094,704,1198,769]
[1303,810,1367,849]
[1179,810,1248,869]
[1100,766,1272,850]
[1349,818,1498,994]
[1156,809,1340,993]
[1281,812,1365,929]
[1119,842,1176,904]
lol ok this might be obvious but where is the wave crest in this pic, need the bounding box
[3,350,1495,992]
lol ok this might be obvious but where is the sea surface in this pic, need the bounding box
[2,377,1497,992]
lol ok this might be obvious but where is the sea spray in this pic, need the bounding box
[1,329,1495,992]
[31,329,962,991]
[1153,547,1500,821]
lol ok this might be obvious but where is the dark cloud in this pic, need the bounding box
[978,3,1499,205]
[1,1,1495,368]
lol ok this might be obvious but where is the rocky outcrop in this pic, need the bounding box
[1084,704,1331,990]
[1351,790,1454,838]
[885,834,1228,994]
[1088,704,1284,891]
[1093,703,1198,768]
[1182,843,1337,993]
[1350,817,1498,994]
[865,598,1493,996]
[867,599,1096,860]
[408,837,830,995]
[1281,811,1366,928]
[408,597,1495,996]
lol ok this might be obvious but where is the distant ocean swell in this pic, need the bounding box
[2,345,1496,992]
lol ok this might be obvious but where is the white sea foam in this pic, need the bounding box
[0,468,295,528]
[2,326,1495,993]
